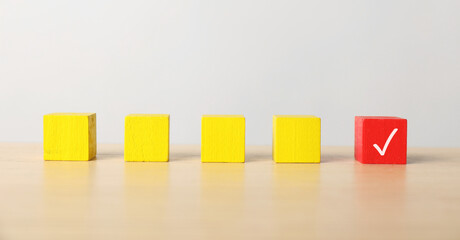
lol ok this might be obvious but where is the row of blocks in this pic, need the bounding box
[43,113,407,164]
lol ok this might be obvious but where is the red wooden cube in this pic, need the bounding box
[355,116,407,164]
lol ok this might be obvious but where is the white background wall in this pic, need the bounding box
[1,0,459,147]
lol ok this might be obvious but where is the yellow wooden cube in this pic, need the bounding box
[43,113,97,161]
[124,114,170,162]
[201,115,245,163]
[273,115,321,163]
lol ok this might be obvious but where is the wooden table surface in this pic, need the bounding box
[0,143,459,240]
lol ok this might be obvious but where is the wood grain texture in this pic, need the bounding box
[43,113,96,161]
[1,143,460,240]
[124,114,170,162]
[273,115,321,163]
[201,115,245,163]
[355,116,407,164]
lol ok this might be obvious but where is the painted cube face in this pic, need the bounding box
[355,116,407,164]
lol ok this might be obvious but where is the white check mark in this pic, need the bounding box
[373,128,398,156]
